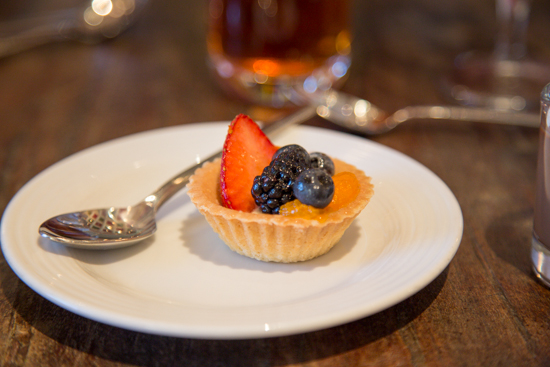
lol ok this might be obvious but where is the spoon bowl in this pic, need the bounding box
[39,202,156,249]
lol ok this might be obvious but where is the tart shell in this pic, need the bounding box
[187,158,374,263]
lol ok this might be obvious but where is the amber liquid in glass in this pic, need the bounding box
[207,0,351,105]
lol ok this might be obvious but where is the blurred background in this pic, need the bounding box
[2,1,550,365]
[1,0,548,126]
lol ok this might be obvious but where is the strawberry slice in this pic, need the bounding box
[220,114,277,212]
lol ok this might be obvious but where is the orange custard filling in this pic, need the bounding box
[279,171,360,221]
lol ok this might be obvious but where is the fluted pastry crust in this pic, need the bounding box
[187,158,374,262]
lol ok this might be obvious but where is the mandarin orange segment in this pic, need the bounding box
[279,200,324,220]
[325,172,360,212]
[279,171,361,221]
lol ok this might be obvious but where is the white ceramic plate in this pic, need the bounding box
[1,123,463,339]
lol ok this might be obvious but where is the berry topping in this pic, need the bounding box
[280,171,361,221]
[273,144,311,167]
[310,152,335,176]
[220,114,278,212]
[293,168,335,208]
[251,145,311,214]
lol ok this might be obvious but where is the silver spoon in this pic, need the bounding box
[38,106,317,249]
[297,88,540,134]
[39,88,539,249]
[0,0,147,58]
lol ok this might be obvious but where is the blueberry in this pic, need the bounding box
[310,152,335,176]
[293,168,334,208]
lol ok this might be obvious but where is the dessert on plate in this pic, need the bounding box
[187,114,374,262]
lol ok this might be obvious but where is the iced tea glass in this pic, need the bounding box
[532,83,550,287]
[207,0,352,107]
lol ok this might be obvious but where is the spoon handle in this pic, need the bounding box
[147,106,317,211]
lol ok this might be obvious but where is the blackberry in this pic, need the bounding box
[251,145,311,214]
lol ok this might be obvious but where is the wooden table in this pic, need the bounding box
[1,0,550,365]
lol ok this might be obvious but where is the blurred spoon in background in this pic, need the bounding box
[0,0,147,58]
[291,87,540,134]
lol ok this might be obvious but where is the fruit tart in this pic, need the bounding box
[187,114,374,263]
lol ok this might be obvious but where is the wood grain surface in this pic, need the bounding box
[1,0,550,366]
